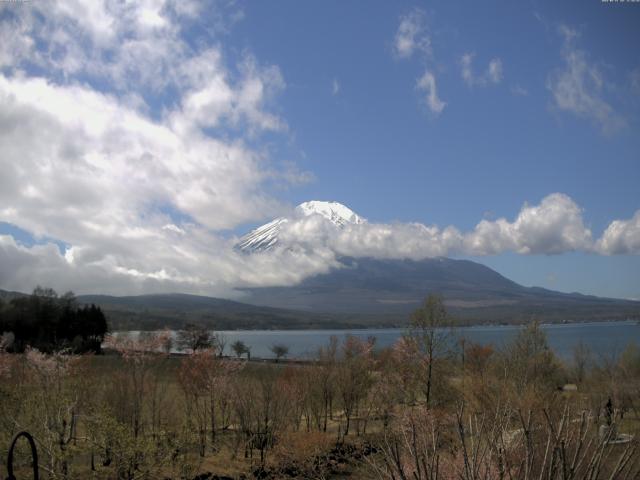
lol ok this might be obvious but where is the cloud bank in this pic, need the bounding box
[272,193,637,261]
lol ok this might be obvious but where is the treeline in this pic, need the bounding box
[0,286,108,353]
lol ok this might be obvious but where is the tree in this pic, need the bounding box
[317,336,338,431]
[572,341,591,384]
[336,336,374,435]
[176,323,214,352]
[231,340,248,359]
[409,293,452,408]
[233,374,290,464]
[104,332,171,439]
[499,321,563,409]
[270,343,289,362]
[215,333,227,357]
[1,288,107,353]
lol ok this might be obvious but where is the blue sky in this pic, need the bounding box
[237,1,639,225]
[0,0,638,299]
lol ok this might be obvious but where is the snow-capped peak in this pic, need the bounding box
[236,200,365,252]
[295,200,365,227]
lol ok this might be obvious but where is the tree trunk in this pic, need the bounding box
[426,351,433,408]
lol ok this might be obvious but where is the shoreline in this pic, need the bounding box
[111,317,640,334]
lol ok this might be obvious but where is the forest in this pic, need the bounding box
[0,294,639,479]
[0,287,108,354]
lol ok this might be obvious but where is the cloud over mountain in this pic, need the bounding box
[240,196,639,261]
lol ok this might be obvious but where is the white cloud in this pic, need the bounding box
[547,25,625,134]
[173,51,287,135]
[460,53,503,87]
[269,193,608,261]
[0,74,283,232]
[393,9,446,116]
[0,0,321,295]
[393,9,431,59]
[273,215,461,261]
[511,85,529,96]
[162,224,186,235]
[416,70,446,114]
[487,59,503,83]
[332,78,340,96]
[0,233,341,297]
[464,193,593,255]
[596,211,640,255]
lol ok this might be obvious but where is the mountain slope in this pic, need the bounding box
[241,257,640,323]
[74,293,364,330]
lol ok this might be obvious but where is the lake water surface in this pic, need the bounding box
[119,320,640,360]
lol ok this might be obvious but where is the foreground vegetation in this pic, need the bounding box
[1,294,640,479]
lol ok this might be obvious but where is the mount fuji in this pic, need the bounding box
[236,201,640,323]
[236,200,365,252]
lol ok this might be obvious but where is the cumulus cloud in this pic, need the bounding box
[416,70,446,115]
[276,214,462,260]
[596,211,640,255]
[393,9,431,59]
[460,53,503,87]
[547,26,625,134]
[464,193,593,255]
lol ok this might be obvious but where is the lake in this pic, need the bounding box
[117,320,640,360]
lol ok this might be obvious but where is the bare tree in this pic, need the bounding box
[409,293,453,408]
[317,336,338,431]
[572,341,592,384]
[337,336,374,436]
[215,333,228,357]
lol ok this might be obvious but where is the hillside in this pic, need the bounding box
[74,293,368,330]
[2,256,638,330]
[241,257,640,323]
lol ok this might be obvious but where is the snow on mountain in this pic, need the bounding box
[236,201,365,252]
[235,217,289,252]
[296,201,365,227]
